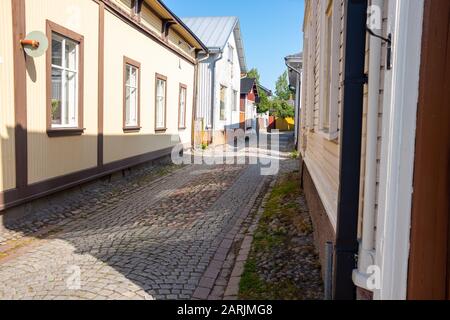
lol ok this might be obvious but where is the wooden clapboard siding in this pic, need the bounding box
[25,0,100,185]
[302,0,345,230]
[115,0,132,13]
[167,29,196,59]
[140,2,162,35]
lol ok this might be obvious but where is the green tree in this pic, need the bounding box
[247,68,261,83]
[257,91,271,114]
[275,71,291,101]
[271,99,295,119]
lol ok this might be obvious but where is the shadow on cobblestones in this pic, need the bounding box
[0,133,295,300]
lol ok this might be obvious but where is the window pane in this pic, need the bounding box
[51,68,62,125]
[65,39,77,70]
[126,65,131,86]
[125,86,131,125]
[125,87,137,127]
[130,88,137,126]
[130,67,137,87]
[52,36,63,66]
[65,71,77,126]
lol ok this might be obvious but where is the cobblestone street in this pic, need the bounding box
[0,134,296,300]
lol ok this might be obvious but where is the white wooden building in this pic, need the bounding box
[182,16,247,145]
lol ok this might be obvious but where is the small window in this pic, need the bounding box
[228,44,234,64]
[179,84,187,129]
[220,85,227,121]
[46,20,84,136]
[123,57,140,130]
[232,90,238,112]
[155,74,167,131]
[319,0,339,139]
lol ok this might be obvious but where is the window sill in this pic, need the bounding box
[178,127,187,130]
[123,127,142,133]
[47,128,85,137]
[155,128,167,133]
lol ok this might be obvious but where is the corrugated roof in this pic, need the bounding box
[182,16,247,72]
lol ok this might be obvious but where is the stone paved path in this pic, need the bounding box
[0,133,295,300]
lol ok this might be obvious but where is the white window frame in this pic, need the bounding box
[51,34,79,129]
[155,74,167,131]
[125,64,139,128]
[219,85,227,121]
[319,0,339,140]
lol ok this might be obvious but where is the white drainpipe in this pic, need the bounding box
[352,0,383,291]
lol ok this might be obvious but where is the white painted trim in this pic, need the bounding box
[374,0,424,300]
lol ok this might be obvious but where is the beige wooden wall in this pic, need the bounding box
[103,9,195,164]
[0,0,16,193]
[301,0,387,234]
[25,0,100,185]
[302,0,345,230]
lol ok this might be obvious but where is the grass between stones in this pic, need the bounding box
[238,171,324,300]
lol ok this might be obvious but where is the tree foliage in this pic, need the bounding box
[275,71,291,101]
[270,99,295,119]
[250,68,294,119]
[247,68,261,83]
[257,91,271,114]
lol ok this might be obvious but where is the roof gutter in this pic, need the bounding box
[333,0,368,300]
[285,60,302,77]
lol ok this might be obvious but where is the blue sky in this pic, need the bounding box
[162,0,305,91]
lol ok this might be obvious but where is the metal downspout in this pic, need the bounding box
[353,0,384,291]
[333,0,368,300]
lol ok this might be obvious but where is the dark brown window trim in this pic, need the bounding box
[123,127,142,133]
[178,83,188,130]
[46,20,85,138]
[123,56,141,132]
[155,73,168,132]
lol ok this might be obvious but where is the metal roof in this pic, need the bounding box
[182,16,247,72]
